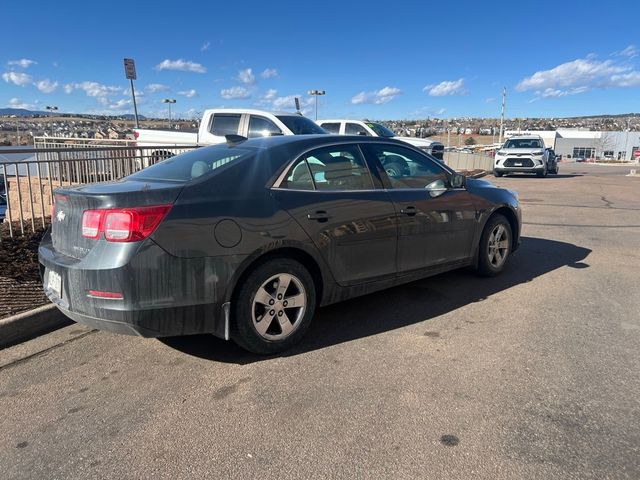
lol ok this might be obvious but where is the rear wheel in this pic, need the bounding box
[494,171,503,177]
[232,258,316,354]
[477,214,512,277]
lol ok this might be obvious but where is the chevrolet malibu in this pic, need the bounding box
[39,135,521,354]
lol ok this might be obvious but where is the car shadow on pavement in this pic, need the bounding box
[160,236,591,364]
[499,174,584,179]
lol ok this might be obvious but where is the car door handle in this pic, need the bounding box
[400,206,417,216]
[307,211,330,222]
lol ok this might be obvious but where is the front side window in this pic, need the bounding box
[321,122,341,134]
[279,144,374,191]
[345,123,369,136]
[361,144,448,189]
[248,116,283,138]
[210,114,241,136]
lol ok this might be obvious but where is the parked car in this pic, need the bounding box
[494,135,556,177]
[134,109,327,163]
[545,148,559,174]
[316,119,444,160]
[40,135,521,354]
[0,193,6,222]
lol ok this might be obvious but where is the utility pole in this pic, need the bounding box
[499,87,506,144]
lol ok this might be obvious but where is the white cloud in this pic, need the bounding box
[616,45,638,58]
[64,81,123,98]
[260,89,278,101]
[7,59,37,68]
[260,68,278,79]
[146,83,170,93]
[485,97,496,103]
[200,41,211,52]
[237,68,256,85]
[2,71,33,86]
[516,56,640,99]
[220,86,251,99]
[7,97,34,109]
[109,99,131,109]
[351,86,402,105]
[257,90,313,113]
[35,79,58,93]
[178,89,198,98]
[155,59,206,73]
[424,78,466,96]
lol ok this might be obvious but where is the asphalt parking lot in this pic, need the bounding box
[1,162,639,479]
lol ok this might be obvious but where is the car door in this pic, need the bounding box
[360,142,477,273]
[271,143,397,286]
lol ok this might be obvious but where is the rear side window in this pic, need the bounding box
[321,122,341,134]
[209,114,241,136]
[276,115,327,135]
[128,146,252,182]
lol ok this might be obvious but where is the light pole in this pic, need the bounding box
[45,105,58,136]
[307,89,325,120]
[162,99,176,129]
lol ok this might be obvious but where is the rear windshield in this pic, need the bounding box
[504,138,543,149]
[128,145,253,182]
[276,115,327,135]
[366,122,396,137]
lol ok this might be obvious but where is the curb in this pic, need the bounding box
[0,303,71,349]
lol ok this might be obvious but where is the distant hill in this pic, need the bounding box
[0,108,147,120]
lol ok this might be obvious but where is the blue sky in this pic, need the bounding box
[2,0,640,120]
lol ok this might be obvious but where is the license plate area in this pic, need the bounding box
[47,270,62,298]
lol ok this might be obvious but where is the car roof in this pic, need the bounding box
[228,134,413,149]
[507,135,542,140]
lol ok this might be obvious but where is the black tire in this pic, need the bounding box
[231,258,317,354]
[494,171,503,177]
[536,165,548,177]
[477,214,512,277]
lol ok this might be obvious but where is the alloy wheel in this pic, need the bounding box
[251,273,307,340]
[487,224,509,268]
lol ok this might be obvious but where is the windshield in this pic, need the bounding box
[276,115,327,135]
[128,145,253,182]
[366,122,396,138]
[504,138,543,149]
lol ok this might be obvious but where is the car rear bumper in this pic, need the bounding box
[38,232,233,339]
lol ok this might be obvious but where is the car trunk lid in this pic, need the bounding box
[52,179,182,259]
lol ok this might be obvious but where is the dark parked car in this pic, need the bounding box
[39,135,521,354]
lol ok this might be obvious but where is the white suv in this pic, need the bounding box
[316,119,444,160]
[494,135,555,177]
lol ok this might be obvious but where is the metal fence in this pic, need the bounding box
[0,144,197,240]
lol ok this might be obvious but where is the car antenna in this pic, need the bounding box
[225,134,248,146]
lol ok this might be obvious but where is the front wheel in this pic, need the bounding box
[232,258,316,354]
[477,214,512,277]
[536,165,548,177]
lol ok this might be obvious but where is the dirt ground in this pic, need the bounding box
[0,222,48,318]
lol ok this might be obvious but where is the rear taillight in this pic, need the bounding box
[87,290,123,299]
[82,210,103,239]
[133,131,139,140]
[81,205,171,242]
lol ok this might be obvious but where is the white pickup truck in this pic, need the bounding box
[134,108,327,160]
[316,119,444,160]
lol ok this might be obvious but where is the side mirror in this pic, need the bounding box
[450,172,466,189]
[425,179,448,198]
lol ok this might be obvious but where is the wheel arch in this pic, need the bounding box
[226,245,327,309]
[488,206,520,250]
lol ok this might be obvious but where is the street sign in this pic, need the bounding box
[123,58,137,80]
